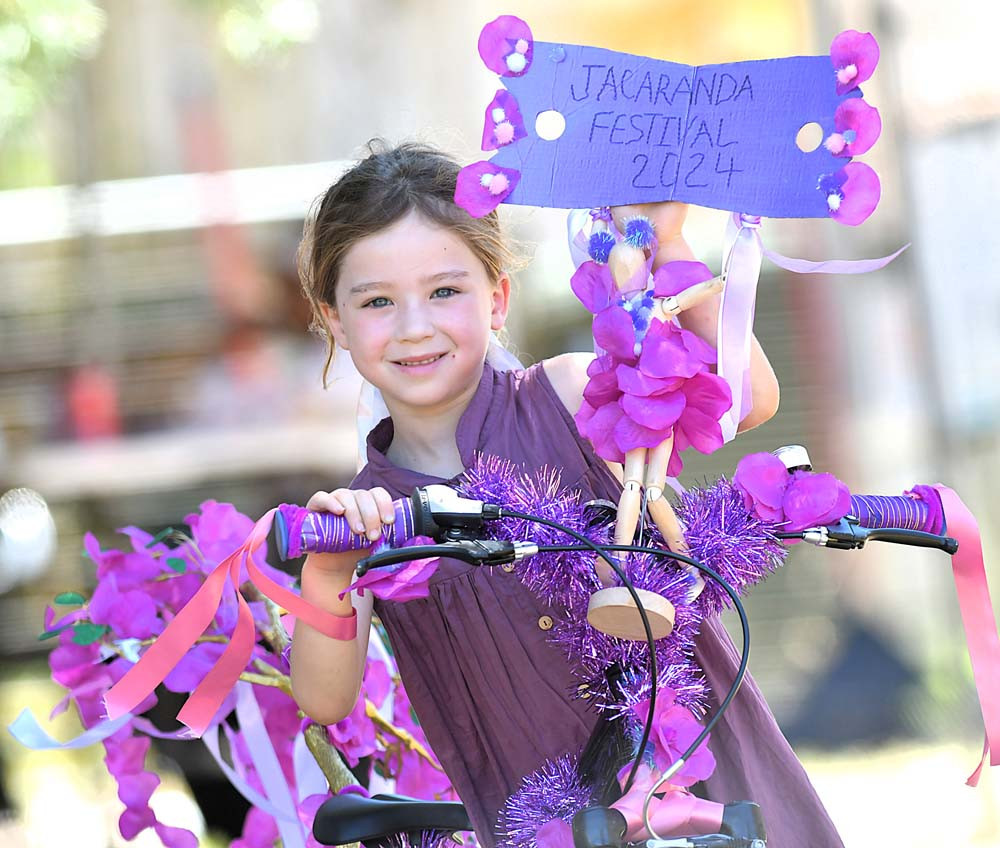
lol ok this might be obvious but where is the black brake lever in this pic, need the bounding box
[356,539,535,576]
[802,517,958,554]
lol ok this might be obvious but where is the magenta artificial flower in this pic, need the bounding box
[395,745,457,801]
[478,14,533,76]
[363,659,392,708]
[830,30,879,95]
[340,537,440,602]
[482,89,527,151]
[820,162,881,226]
[825,98,882,157]
[454,160,521,218]
[536,818,575,848]
[733,452,851,530]
[632,690,716,787]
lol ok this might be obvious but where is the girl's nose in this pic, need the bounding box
[395,303,434,342]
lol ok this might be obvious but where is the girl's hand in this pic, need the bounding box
[306,487,396,543]
[611,201,689,244]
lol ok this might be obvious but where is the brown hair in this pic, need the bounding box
[298,140,517,386]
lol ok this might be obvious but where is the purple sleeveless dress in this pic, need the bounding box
[351,362,844,848]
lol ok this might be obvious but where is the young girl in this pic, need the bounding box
[289,142,843,848]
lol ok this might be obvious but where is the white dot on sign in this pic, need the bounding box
[535,110,566,141]
[795,122,824,152]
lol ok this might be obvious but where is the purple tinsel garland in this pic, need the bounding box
[675,477,788,617]
[456,456,787,848]
[495,754,594,848]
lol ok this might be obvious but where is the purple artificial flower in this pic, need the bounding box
[84,532,162,588]
[454,161,521,218]
[326,697,377,767]
[829,162,881,226]
[830,30,880,95]
[363,659,392,708]
[161,640,227,692]
[592,305,639,362]
[297,793,331,848]
[478,14,533,77]
[536,818,575,848]
[89,577,164,640]
[632,690,716,787]
[825,98,882,157]
[482,89,527,151]
[732,452,788,523]
[652,260,714,298]
[231,806,279,848]
[733,452,851,530]
[782,471,852,532]
[339,537,440,602]
[570,261,616,313]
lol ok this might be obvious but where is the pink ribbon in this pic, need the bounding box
[103,508,357,737]
[933,485,1000,785]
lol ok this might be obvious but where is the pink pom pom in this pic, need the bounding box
[488,173,510,195]
[836,63,858,85]
[824,133,846,154]
[514,38,529,54]
[494,120,515,145]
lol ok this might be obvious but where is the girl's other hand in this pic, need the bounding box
[611,201,689,243]
[306,487,397,543]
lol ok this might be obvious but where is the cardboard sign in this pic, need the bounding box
[458,17,882,224]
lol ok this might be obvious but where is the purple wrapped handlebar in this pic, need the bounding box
[274,498,417,560]
[850,485,944,534]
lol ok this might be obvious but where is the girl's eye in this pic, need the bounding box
[362,296,391,309]
[431,287,459,299]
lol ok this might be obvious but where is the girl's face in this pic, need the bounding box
[322,210,510,416]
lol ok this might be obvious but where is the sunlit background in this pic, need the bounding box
[1,0,998,845]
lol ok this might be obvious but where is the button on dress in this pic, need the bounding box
[350,361,844,848]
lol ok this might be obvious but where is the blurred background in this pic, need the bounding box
[1,0,998,845]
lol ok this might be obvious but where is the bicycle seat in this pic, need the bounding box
[312,793,472,846]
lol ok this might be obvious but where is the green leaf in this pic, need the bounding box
[54,591,86,606]
[166,557,187,574]
[146,527,175,547]
[38,625,69,641]
[71,622,109,645]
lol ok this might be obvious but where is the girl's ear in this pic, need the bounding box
[490,273,512,332]
[319,302,350,350]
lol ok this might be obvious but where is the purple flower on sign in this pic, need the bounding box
[454,160,521,218]
[830,30,879,95]
[631,689,716,787]
[478,15,533,77]
[825,98,882,157]
[482,89,527,151]
[820,162,881,226]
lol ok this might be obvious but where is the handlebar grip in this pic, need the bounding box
[273,498,417,560]
[849,490,943,533]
